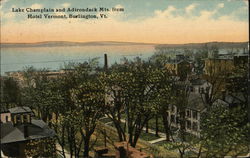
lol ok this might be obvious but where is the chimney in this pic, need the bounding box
[104,54,108,70]
[24,125,28,138]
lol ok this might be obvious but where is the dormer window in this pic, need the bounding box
[23,115,28,123]
[16,115,21,124]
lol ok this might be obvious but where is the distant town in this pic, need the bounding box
[1,42,249,158]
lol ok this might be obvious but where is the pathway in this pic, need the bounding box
[56,143,71,158]
[103,115,167,144]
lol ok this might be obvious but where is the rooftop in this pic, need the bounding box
[1,119,55,144]
[8,106,32,114]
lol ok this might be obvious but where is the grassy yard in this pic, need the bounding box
[99,117,113,124]
[57,121,178,157]
[147,116,165,133]
[140,131,160,141]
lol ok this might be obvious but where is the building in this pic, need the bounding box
[1,106,56,157]
[204,57,234,75]
[233,53,248,68]
[204,53,248,75]
[5,69,69,87]
[165,59,193,80]
[166,78,209,137]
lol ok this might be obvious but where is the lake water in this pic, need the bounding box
[1,45,156,75]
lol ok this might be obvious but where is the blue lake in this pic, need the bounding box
[1,45,156,75]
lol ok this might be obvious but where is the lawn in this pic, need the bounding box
[147,116,165,133]
[140,131,160,141]
[99,117,113,123]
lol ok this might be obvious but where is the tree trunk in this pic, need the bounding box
[162,113,170,141]
[59,125,66,158]
[114,122,125,142]
[83,136,90,158]
[155,115,159,137]
[67,127,74,158]
[145,121,149,133]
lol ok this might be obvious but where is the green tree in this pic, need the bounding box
[0,77,21,108]
[71,72,106,157]
[103,59,159,147]
[200,105,250,157]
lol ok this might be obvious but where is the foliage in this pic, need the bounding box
[102,59,161,147]
[200,105,250,157]
[24,138,56,157]
[0,77,21,107]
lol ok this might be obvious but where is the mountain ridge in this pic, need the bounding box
[1,41,248,49]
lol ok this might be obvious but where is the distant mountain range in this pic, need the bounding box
[1,41,248,49]
[0,41,156,48]
[156,41,248,49]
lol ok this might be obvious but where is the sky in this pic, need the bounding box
[0,0,249,44]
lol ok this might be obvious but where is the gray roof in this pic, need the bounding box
[223,93,246,105]
[1,119,55,144]
[8,107,32,114]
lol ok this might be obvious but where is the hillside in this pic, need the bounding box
[1,41,248,49]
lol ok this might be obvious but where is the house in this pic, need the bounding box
[204,57,234,75]
[204,53,248,76]
[5,69,68,87]
[166,79,209,137]
[1,106,56,157]
[165,55,193,80]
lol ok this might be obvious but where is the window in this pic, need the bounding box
[16,115,21,124]
[193,122,198,131]
[5,116,9,122]
[186,110,191,118]
[193,111,198,120]
[23,115,28,123]
[186,120,191,129]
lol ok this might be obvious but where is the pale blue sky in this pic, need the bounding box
[1,0,248,43]
[1,0,248,22]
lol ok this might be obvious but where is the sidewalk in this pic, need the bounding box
[56,143,72,158]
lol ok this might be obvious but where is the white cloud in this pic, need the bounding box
[200,10,216,19]
[30,3,43,9]
[1,3,248,44]
[62,3,71,8]
[107,4,126,20]
[114,4,123,9]
[154,6,176,17]
[185,3,198,14]
[217,3,224,8]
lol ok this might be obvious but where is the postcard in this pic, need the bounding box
[0,0,249,157]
